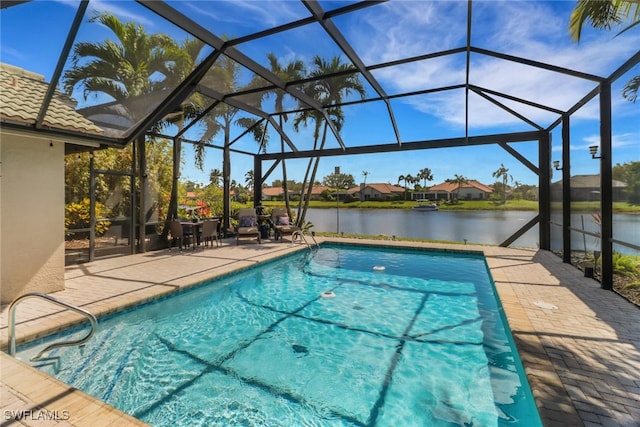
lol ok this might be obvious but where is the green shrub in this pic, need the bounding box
[65,198,111,236]
[612,252,640,280]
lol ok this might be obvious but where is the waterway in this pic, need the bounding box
[305,208,639,255]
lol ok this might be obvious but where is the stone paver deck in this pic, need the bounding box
[1,238,639,426]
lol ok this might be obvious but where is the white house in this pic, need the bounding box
[416,180,493,201]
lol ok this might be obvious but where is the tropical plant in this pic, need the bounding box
[613,161,640,204]
[293,56,366,226]
[398,174,417,200]
[447,174,469,201]
[65,198,111,237]
[570,0,640,102]
[209,168,223,187]
[611,252,640,279]
[397,175,407,200]
[200,51,267,232]
[362,171,369,185]
[418,168,434,188]
[261,53,306,214]
[62,12,212,238]
[63,13,175,101]
[492,163,513,204]
[245,170,255,191]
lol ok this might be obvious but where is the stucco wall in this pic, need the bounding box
[1,131,65,304]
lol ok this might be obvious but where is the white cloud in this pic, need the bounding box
[182,0,303,28]
[576,132,640,151]
[352,0,639,130]
[88,0,155,27]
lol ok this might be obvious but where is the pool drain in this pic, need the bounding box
[292,344,309,355]
[321,291,336,298]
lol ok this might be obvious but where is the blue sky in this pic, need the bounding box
[1,0,638,188]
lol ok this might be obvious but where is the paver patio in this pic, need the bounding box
[1,238,639,426]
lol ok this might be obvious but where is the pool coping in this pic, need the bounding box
[2,237,639,426]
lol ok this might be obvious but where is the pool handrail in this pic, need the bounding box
[291,230,318,249]
[8,292,98,360]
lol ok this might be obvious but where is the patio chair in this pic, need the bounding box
[271,207,300,242]
[200,219,220,248]
[236,208,261,244]
[168,220,192,251]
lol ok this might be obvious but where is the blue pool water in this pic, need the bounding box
[17,245,542,426]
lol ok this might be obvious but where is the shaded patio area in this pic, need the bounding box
[1,238,639,426]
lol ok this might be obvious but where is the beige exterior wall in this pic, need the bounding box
[458,187,488,200]
[1,131,65,304]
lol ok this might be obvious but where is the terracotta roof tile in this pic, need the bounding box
[0,63,103,135]
[429,180,493,193]
[348,183,405,194]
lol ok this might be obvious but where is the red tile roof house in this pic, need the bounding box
[349,183,406,201]
[415,180,494,201]
[261,186,299,201]
[261,185,331,201]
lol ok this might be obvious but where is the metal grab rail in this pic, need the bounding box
[9,292,98,360]
[291,230,319,249]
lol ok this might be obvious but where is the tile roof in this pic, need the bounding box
[0,63,103,135]
[428,180,493,193]
[348,183,405,194]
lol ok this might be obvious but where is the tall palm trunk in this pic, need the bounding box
[296,156,315,224]
[279,116,291,215]
[298,122,329,227]
[161,135,182,240]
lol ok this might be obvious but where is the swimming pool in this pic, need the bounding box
[16,244,542,426]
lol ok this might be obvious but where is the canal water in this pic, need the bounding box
[305,208,639,255]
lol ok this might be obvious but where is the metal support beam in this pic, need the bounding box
[223,141,231,237]
[538,132,551,250]
[471,88,544,130]
[498,142,539,175]
[196,85,298,152]
[600,82,613,290]
[258,131,542,161]
[561,115,571,263]
[254,156,263,208]
[501,214,539,247]
[36,0,88,129]
[303,0,402,145]
[139,0,346,150]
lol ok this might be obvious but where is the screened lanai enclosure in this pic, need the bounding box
[1,1,638,292]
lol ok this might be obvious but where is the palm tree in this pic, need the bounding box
[398,174,416,200]
[447,174,469,202]
[361,170,369,201]
[158,38,214,225]
[492,163,513,204]
[397,174,406,200]
[63,12,183,244]
[201,53,267,233]
[264,53,306,215]
[245,170,254,191]
[418,168,434,188]
[293,56,366,226]
[570,0,640,101]
[209,168,223,187]
[63,13,175,101]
